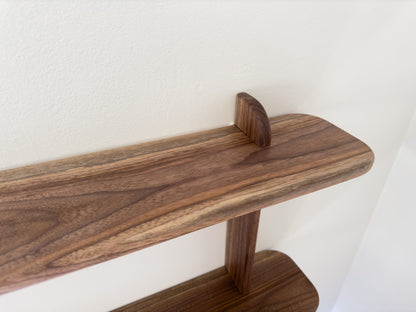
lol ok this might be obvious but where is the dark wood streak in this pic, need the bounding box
[0,114,374,294]
[112,250,319,312]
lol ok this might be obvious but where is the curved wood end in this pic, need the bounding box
[235,93,272,147]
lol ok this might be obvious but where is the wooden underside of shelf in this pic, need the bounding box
[113,250,319,312]
[0,113,374,294]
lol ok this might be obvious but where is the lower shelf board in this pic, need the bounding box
[113,250,319,312]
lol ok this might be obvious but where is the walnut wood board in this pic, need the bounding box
[225,211,260,294]
[0,114,374,294]
[112,250,319,312]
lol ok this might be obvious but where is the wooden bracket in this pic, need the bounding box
[0,93,374,311]
[225,94,269,294]
[235,92,272,147]
[225,210,260,295]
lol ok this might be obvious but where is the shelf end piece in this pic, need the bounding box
[235,93,272,147]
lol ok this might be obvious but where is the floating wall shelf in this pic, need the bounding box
[0,93,374,311]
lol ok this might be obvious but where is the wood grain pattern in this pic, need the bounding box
[225,211,260,294]
[235,92,272,147]
[112,250,319,312]
[0,113,374,294]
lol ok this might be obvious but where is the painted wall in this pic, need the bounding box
[333,110,416,312]
[1,1,415,311]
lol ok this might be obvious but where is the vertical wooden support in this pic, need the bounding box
[226,93,271,294]
[225,211,261,294]
[234,92,272,147]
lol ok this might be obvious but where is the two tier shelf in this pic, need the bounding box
[0,93,374,311]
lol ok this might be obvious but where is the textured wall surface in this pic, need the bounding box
[1,1,415,311]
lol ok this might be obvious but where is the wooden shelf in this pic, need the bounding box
[0,93,373,311]
[113,250,319,312]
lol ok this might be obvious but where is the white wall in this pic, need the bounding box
[333,110,416,312]
[0,1,415,311]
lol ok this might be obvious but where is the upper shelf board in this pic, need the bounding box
[0,113,374,294]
